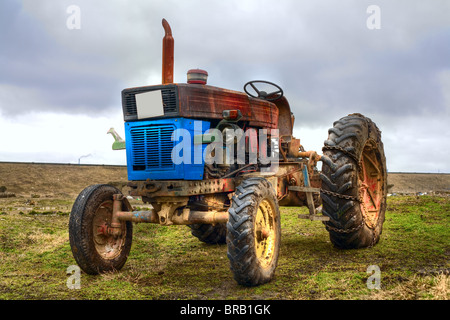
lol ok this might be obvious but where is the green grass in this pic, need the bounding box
[0,195,448,300]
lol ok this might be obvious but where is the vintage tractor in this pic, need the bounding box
[69,19,387,286]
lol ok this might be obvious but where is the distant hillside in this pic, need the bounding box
[0,162,127,198]
[387,172,450,195]
[0,162,448,198]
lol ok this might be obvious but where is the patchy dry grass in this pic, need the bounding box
[0,194,448,300]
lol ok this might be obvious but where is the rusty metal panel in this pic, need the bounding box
[273,97,294,136]
[176,84,279,129]
[128,178,236,198]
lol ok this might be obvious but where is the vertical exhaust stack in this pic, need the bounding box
[162,19,174,84]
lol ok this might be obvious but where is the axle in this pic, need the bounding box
[107,194,229,236]
[115,208,229,225]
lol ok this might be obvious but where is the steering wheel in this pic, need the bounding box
[244,80,284,102]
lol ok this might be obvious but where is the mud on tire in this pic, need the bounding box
[321,113,387,249]
[226,177,281,286]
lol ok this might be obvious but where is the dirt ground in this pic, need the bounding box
[0,162,128,198]
[0,162,448,301]
[0,162,448,198]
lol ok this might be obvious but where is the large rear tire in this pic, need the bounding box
[321,113,387,249]
[226,177,281,286]
[69,184,133,274]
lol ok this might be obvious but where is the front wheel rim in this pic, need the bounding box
[254,199,277,268]
[92,200,127,260]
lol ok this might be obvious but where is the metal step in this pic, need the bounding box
[292,166,329,222]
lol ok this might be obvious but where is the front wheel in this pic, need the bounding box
[321,113,387,249]
[69,184,133,274]
[226,177,281,286]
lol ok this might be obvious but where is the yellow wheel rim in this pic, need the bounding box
[254,199,276,268]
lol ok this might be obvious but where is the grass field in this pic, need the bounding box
[0,192,448,300]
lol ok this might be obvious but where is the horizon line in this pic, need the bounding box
[0,161,448,175]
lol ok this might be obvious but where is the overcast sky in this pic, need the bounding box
[0,0,449,172]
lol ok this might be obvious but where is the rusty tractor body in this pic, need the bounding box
[69,19,388,286]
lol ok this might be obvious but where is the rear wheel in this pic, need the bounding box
[321,113,387,249]
[69,184,133,274]
[226,177,281,286]
[188,223,227,244]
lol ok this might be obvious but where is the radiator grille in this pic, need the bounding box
[123,94,137,119]
[161,89,177,113]
[130,125,175,171]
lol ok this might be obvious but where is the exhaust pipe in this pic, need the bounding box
[162,18,174,84]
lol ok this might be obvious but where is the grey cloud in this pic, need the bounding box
[0,0,128,115]
[3,0,447,121]
[0,0,449,173]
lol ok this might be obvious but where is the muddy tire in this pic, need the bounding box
[188,223,227,244]
[321,113,387,249]
[69,184,133,274]
[226,177,281,286]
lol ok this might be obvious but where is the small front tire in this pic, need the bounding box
[69,184,133,274]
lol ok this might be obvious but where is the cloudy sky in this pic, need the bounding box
[0,0,449,172]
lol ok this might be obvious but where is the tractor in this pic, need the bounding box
[69,19,387,286]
